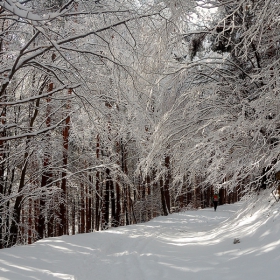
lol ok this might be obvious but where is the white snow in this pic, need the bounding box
[1,190,280,280]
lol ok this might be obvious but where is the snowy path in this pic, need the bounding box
[1,197,280,280]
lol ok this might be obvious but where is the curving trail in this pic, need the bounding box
[0,196,280,280]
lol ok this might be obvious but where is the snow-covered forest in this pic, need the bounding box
[0,0,280,250]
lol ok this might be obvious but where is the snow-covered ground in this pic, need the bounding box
[1,190,280,280]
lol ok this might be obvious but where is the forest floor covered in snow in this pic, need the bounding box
[0,189,280,280]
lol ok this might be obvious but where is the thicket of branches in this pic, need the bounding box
[0,0,279,248]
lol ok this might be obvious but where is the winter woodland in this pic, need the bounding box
[0,0,280,248]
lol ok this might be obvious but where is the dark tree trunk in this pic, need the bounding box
[160,177,168,216]
[80,183,85,233]
[95,172,101,231]
[0,106,6,249]
[187,186,192,207]
[59,88,72,236]
[206,187,211,208]
[38,155,52,239]
[219,188,226,205]
[86,180,92,233]
[72,198,76,235]
[38,83,53,239]
[120,139,130,225]
[95,135,100,231]
[115,182,121,227]
[164,156,171,213]
[9,154,28,246]
[103,168,111,229]
[110,180,116,227]
[146,175,151,220]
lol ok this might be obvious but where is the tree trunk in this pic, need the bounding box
[103,168,111,229]
[110,180,117,227]
[0,106,6,249]
[164,156,171,213]
[95,135,101,231]
[115,181,121,227]
[59,88,72,236]
[9,148,29,246]
[80,183,85,233]
[71,197,76,235]
[86,179,92,233]
[160,177,168,216]
[38,82,53,239]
